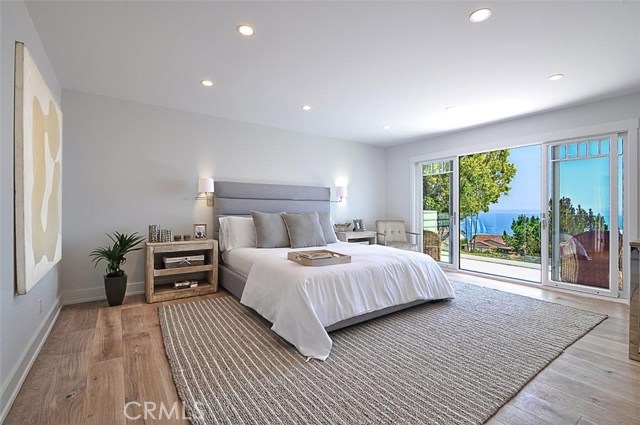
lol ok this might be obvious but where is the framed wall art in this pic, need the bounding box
[14,41,63,294]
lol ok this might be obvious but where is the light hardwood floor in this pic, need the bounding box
[5,273,639,424]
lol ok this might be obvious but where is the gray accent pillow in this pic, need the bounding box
[251,211,290,248]
[282,213,327,249]
[318,212,338,244]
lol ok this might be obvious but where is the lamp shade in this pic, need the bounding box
[336,185,348,198]
[198,177,214,193]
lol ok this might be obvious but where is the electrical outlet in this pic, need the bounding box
[38,299,42,316]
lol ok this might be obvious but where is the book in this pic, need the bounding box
[298,252,334,260]
[174,280,191,289]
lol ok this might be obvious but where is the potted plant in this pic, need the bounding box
[90,231,144,306]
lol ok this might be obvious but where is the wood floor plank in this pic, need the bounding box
[535,368,640,420]
[122,305,187,424]
[41,351,90,424]
[587,317,629,344]
[564,344,640,376]
[577,417,599,425]
[580,334,630,355]
[510,390,582,425]
[82,358,125,423]
[490,404,554,425]
[521,377,637,425]
[550,355,640,396]
[92,307,124,362]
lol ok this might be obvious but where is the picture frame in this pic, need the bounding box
[352,219,365,232]
[193,224,207,239]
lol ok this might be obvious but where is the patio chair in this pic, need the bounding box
[559,230,621,289]
[423,230,441,261]
[376,220,419,252]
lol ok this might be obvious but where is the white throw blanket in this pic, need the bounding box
[240,243,455,360]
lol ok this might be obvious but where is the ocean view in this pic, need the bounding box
[461,210,540,236]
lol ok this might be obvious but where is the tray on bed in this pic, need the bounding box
[287,250,351,267]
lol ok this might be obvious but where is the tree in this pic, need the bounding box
[551,197,608,235]
[459,151,516,250]
[423,150,516,250]
[423,173,450,213]
[503,215,541,257]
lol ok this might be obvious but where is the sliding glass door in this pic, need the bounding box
[420,159,456,266]
[414,132,627,298]
[543,135,623,297]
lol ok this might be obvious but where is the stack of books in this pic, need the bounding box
[173,280,199,289]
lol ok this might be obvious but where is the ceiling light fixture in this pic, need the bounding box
[301,105,312,111]
[201,80,213,87]
[383,125,391,130]
[548,73,565,81]
[237,24,255,36]
[469,8,492,23]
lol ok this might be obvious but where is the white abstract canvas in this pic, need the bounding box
[14,42,63,294]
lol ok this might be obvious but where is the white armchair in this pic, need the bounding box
[375,220,419,252]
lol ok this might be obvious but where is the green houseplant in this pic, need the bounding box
[90,231,144,306]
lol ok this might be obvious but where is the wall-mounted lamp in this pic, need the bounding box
[196,177,214,207]
[332,185,348,203]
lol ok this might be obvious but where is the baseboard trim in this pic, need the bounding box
[63,281,145,305]
[0,294,62,423]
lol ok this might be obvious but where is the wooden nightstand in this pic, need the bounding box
[145,239,218,303]
[335,230,377,245]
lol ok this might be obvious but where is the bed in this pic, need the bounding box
[214,181,455,360]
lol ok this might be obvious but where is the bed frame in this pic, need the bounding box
[213,180,426,332]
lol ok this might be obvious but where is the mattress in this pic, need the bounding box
[221,242,346,276]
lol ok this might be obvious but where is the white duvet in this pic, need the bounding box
[239,242,455,360]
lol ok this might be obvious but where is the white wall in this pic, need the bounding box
[386,93,640,225]
[0,1,63,421]
[61,89,387,302]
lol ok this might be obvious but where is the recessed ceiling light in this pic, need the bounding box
[301,105,312,111]
[445,106,458,112]
[383,125,391,130]
[201,80,213,87]
[237,24,255,36]
[469,8,492,23]
[548,73,565,81]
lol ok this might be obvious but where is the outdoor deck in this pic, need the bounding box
[460,254,541,282]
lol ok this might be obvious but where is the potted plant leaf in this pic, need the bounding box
[90,231,145,306]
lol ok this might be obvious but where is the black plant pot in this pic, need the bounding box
[104,273,127,306]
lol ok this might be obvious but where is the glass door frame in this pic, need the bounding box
[414,157,459,270]
[541,133,620,298]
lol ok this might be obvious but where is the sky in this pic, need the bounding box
[488,143,614,222]
[558,157,610,221]
[489,145,541,213]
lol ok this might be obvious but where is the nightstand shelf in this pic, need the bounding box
[336,230,377,245]
[145,239,218,303]
[153,264,214,277]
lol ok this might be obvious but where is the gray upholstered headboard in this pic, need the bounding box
[212,181,331,240]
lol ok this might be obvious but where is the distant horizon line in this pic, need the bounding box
[482,209,540,214]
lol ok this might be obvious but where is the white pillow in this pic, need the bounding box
[218,216,256,251]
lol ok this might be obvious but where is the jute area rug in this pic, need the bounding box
[159,282,606,425]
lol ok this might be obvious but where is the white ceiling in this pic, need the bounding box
[25,1,640,146]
